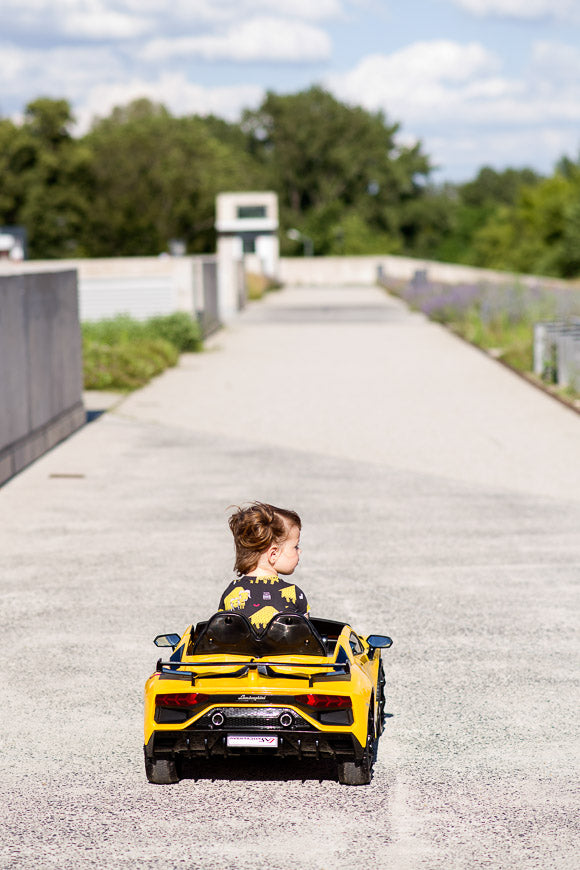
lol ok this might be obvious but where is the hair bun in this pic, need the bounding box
[228,502,301,576]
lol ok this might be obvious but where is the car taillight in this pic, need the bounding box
[155,692,208,708]
[295,694,352,709]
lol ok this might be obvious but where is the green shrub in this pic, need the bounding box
[82,312,199,391]
[82,314,145,345]
[83,337,179,391]
[144,312,202,352]
[81,312,202,350]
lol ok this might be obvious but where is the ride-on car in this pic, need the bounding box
[144,612,393,786]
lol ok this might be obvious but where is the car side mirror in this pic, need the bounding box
[154,633,181,649]
[366,634,393,654]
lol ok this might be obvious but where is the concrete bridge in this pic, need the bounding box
[1,284,578,869]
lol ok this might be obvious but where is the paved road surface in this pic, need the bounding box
[1,284,578,869]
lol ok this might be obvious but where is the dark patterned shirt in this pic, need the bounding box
[218,575,309,630]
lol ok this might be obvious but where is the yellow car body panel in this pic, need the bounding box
[144,613,391,785]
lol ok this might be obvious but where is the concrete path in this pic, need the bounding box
[1,284,578,870]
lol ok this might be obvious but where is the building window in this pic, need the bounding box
[242,236,256,254]
[237,205,267,219]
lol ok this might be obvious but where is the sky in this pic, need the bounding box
[2,0,580,181]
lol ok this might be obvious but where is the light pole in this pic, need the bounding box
[287,228,313,257]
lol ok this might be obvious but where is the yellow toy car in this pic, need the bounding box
[144,612,392,785]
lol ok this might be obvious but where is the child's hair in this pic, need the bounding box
[229,502,301,576]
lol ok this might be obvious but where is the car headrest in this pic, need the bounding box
[191,612,260,656]
[189,611,327,657]
[260,613,326,656]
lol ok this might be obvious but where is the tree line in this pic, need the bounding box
[1,87,579,278]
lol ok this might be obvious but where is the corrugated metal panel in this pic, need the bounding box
[79,277,177,321]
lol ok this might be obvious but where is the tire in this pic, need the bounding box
[145,757,180,784]
[337,706,376,786]
[337,756,372,785]
[377,659,386,736]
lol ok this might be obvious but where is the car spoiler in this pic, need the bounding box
[155,658,351,688]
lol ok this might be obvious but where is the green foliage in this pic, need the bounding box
[83,338,178,390]
[144,312,202,352]
[416,167,545,266]
[453,311,535,372]
[0,98,92,258]
[437,163,580,278]
[3,92,580,278]
[243,86,432,256]
[82,312,201,391]
[389,277,580,390]
[83,98,259,256]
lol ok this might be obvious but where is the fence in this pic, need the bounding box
[0,271,85,486]
[534,322,580,391]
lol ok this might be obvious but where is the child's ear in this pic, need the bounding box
[268,545,278,566]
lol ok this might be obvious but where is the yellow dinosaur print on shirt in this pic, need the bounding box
[250,606,279,629]
[224,586,251,610]
[280,585,297,604]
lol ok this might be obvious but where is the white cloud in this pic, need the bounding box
[62,8,154,40]
[2,2,580,181]
[142,16,332,63]
[327,39,580,127]
[2,0,156,40]
[127,0,344,24]
[531,41,580,82]
[429,126,580,180]
[449,0,579,22]
[0,42,125,103]
[0,40,264,126]
[326,38,580,177]
[76,75,264,132]
[1,0,345,43]
[326,41,505,123]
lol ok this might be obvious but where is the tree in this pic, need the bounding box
[242,87,432,255]
[467,167,580,277]
[82,99,261,255]
[2,99,93,258]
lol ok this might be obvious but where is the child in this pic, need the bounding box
[218,502,309,630]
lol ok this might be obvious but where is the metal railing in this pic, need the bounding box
[533,321,580,390]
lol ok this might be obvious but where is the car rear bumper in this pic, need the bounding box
[145,728,364,762]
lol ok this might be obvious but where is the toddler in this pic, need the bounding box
[218,502,309,630]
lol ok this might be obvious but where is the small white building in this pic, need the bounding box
[0,228,25,261]
[216,192,279,322]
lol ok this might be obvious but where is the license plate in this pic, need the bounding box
[226,734,279,748]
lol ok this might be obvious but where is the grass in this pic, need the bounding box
[82,312,202,391]
[245,271,282,301]
[384,276,580,401]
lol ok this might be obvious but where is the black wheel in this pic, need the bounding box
[377,659,386,736]
[145,757,180,784]
[337,756,372,785]
[337,706,376,786]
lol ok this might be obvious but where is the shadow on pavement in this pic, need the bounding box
[86,409,107,423]
[180,757,339,783]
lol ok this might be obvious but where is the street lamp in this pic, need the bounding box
[287,228,313,257]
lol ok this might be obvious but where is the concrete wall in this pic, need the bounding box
[279,254,557,288]
[0,271,85,486]
[0,256,195,320]
[0,255,224,326]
